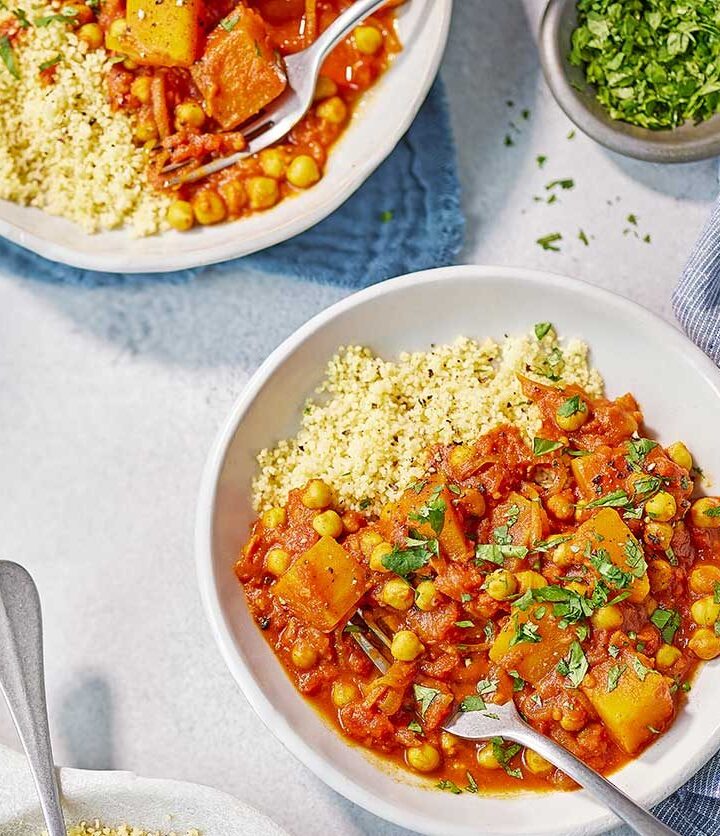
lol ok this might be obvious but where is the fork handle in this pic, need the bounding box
[309,0,391,65]
[511,724,677,836]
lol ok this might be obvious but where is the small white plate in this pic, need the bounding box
[0,0,452,273]
[196,265,720,836]
[0,744,287,836]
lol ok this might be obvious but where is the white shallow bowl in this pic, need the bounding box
[196,265,720,836]
[0,744,287,836]
[0,0,451,274]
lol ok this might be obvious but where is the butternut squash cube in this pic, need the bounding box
[190,5,287,130]
[582,651,674,754]
[490,492,545,548]
[120,0,203,67]
[271,536,366,632]
[489,604,574,685]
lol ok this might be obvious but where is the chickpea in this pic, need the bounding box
[667,441,693,471]
[560,708,586,732]
[381,578,414,611]
[259,148,287,179]
[391,629,424,661]
[192,190,227,225]
[261,506,285,529]
[406,743,441,773]
[415,579,438,611]
[123,58,138,70]
[331,680,359,708]
[645,491,677,522]
[218,180,247,216]
[691,498,720,529]
[485,569,517,601]
[360,530,384,558]
[689,564,720,595]
[644,522,674,551]
[353,24,383,54]
[476,743,501,770]
[314,74,338,101]
[246,176,279,210]
[107,17,128,41]
[591,604,623,630]
[369,541,393,572]
[291,641,317,670]
[656,643,682,670]
[552,541,575,567]
[166,200,194,232]
[77,22,103,49]
[648,558,673,593]
[130,76,152,105]
[691,596,720,627]
[266,548,290,577]
[689,627,720,659]
[524,749,553,775]
[448,444,473,472]
[628,573,650,604]
[175,101,205,130]
[317,95,348,124]
[555,397,588,432]
[301,479,332,509]
[515,570,547,594]
[312,509,343,538]
[133,119,157,143]
[287,155,321,189]
[440,731,459,756]
[547,494,574,520]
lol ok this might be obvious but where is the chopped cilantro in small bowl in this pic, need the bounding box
[539,0,720,162]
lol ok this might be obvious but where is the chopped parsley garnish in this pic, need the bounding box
[491,737,523,779]
[557,395,587,418]
[650,607,681,644]
[0,35,19,79]
[606,663,626,692]
[477,678,499,698]
[532,533,573,553]
[379,210,394,223]
[584,489,632,510]
[534,321,552,340]
[705,506,720,517]
[408,485,446,535]
[533,437,564,456]
[570,0,720,130]
[609,644,621,658]
[625,438,657,470]
[714,582,720,605]
[632,475,663,497]
[509,618,541,647]
[461,592,473,603]
[413,683,441,719]
[587,547,634,589]
[455,620,475,629]
[534,585,594,625]
[578,229,590,246]
[407,719,423,734]
[343,624,361,634]
[34,10,77,25]
[459,694,487,712]
[508,670,526,691]
[436,779,463,794]
[623,538,648,577]
[465,771,478,793]
[557,641,588,688]
[475,543,527,564]
[630,656,651,682]
[536,232,562,252]
[39,54,62,71]
[382,530,438,577]
[536,155,548,168]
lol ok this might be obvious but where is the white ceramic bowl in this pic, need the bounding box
[0,0,451,273]
[0,744,287,836]
[196,265,720,836]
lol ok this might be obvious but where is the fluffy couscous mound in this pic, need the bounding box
[252,328,604,516]
[0,2,170,235]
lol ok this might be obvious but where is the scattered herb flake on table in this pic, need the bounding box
[537,232,563,251]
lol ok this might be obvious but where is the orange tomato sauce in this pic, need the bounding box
[236,375,720,794]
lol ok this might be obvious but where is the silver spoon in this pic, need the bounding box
[0,561,66,836]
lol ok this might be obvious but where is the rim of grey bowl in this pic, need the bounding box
[539,0,720,164]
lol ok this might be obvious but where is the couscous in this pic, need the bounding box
[0,0,400,235]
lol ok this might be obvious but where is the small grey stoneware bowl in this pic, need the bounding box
[539,0,720,163]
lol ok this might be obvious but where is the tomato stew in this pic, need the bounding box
[236,375,720,793]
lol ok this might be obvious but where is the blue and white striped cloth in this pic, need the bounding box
[674,199,720,365]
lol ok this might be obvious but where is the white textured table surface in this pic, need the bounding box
[0,3,717,835]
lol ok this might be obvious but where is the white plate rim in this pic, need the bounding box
[0,1,452,274]
[195,265,720,836]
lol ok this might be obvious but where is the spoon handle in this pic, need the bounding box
[511,723,677,836]
[0,562,66,836]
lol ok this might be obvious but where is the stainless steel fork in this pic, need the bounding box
[163,0,394,186]
[350,611,677,836]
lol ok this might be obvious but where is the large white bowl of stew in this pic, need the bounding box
[196,265,720,835]
[0,0,450,273]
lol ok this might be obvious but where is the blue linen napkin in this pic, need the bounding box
[0,78,464,288]
[673,197,720,365]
